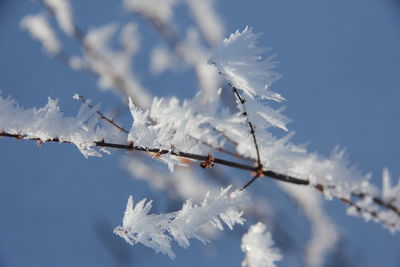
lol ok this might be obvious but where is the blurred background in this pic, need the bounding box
[0,0,399,266]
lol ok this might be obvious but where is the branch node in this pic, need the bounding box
[36,139,44,147]
[251,165,264,178]
[200,152,215,169]
[127,141,134,152]
[315,184,324,192]
[152,149,162,159]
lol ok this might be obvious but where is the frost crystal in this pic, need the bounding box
[241,222,282,267]
[128,94,222,170]
[382,168,400,203]
[211,26,282,100]
[210,27,289,133]
[114,186,247,258]
[0,94,124,157]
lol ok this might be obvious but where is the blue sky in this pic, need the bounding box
[0,0,399,266]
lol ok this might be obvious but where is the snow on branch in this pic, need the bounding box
[279,183,338,267]
[0,93,124,157]
[346,169,400,233]
[21,13,61,55]
[210,26,282,101]
[382,168,400,204]
[185,0,224,47]
[127,92,229,170]
[210,27,289,133]
[80,23,152,108]
[9,11,400,252]
[42,0,75,36]
[22,6,152,109]
[241,222,282,267]
[114,186,247,258]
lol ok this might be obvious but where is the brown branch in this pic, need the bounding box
[355,193,400,216]
[231,86,263,169]
[188,134,249,161]
[0,131,307,185]
[241,174,260,191]
[1,131,399,229]
[210,126,240,148]
[314,183,400,218]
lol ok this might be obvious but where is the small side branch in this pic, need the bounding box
[75,94,129,134]
[241,174,260,191]
[231,85,263,169]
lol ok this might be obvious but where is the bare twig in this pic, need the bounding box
[241,174,260,191]
[75,94,129,134]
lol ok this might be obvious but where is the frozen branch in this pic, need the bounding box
[114,186,247,258]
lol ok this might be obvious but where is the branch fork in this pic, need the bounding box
[200,152,215,169]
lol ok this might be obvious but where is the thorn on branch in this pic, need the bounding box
[36,139,44,147]
[340,198,351,205]
[16,131,23,140]
[315,184,324,192]
[200,152,215,169]
[97,138,105,148]
[152,150,162,159]
[127,141,134,152]
[169,145,176,152]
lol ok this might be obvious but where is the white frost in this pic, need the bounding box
[241,222,282,267]
[21,13,61,55]
[0,94,124,158]
[382,168,400,203]
[114,186,247,258]
[211,26,281,100]
[82,23,152,108]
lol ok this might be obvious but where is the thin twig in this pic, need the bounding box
[338,196,398,230]
[231,85,263,169]
[188,134,250,161]
[0,131,307,185]
[138,14,179,48]
[1,131,399,228]
[210,126,240,147]
[75,94,129,134]
[315,184,400,218]
[241,174,260,191]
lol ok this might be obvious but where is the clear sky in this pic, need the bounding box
[0,0,399,266]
